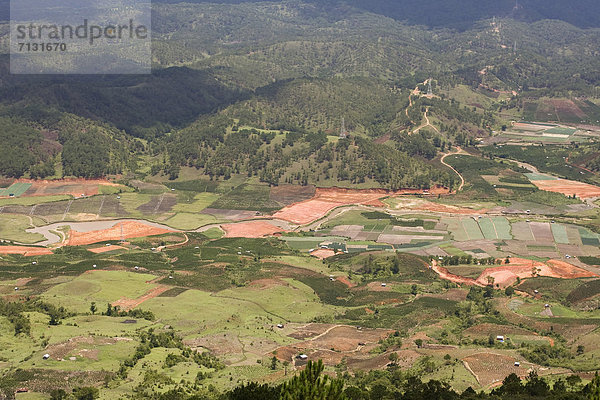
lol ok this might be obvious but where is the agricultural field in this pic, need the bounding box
[4,1,600,397]
[483,144,600,186]
[523,98,600,124]
[3,152,600,398]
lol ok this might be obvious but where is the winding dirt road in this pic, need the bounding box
[413,107,440,134]
[440,148,467,192]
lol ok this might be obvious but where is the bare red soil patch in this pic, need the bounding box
[433,258,597,288]
[545,259,599,278]
[309,249,337,259]
[336,276,356,288]
[531,179,600,199]
[431,262,482,287]
[477,258,597,288]
[112,285,170,311]
[274,187,449,225]
[5,178,125,198]
[0,246,52,256]
[221,220,284,238]
[88,245,127,254]
[68,221,174,246]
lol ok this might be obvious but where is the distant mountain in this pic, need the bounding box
[1,0,598,29]
[152,0,600,30]
[344,0,600,29]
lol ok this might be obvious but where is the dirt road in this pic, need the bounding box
[413,107,440,134]
[440,148,467,192]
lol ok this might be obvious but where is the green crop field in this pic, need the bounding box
[579,228,600,246]
[163,212,219,230]
[115,192,155,215]
[323,210,372,227]
[98,185,123,195]
[477,217,497,240]
[208,183,281,212]
[551,223,570,244]
[524,173,557,181]
[0,195,71,206]
[442,217,469,241]
[544,127,577,135]
[172,193,220,213]
[461,218,484,240]
[0,182,31,197]
[491,217,512,240]
[164,179,219,193]
[579,256,600,266]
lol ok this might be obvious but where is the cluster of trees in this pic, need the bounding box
[225,77,401,137]
[437,255,507,266]
[0,111,140,179]
[117,328,224,385]
[49,387,99,400]
[520,344,575,367]
[164,115,454,189]
[0,298,31,336]
[96,302,155,321]
[454,286,497,328]
[0,298,73,335]
[0,117,52,178]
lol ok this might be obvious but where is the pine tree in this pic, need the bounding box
[279,360,346,400]
[590,372,600,400]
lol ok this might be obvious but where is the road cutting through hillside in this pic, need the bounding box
[441,148,467,192]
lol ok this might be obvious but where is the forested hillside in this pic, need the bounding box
[0,1,599,184]
[224,77,402,135]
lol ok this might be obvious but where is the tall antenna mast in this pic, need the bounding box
[427,79,433,96]
[120,222,124,243]
[513,40,517,53]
